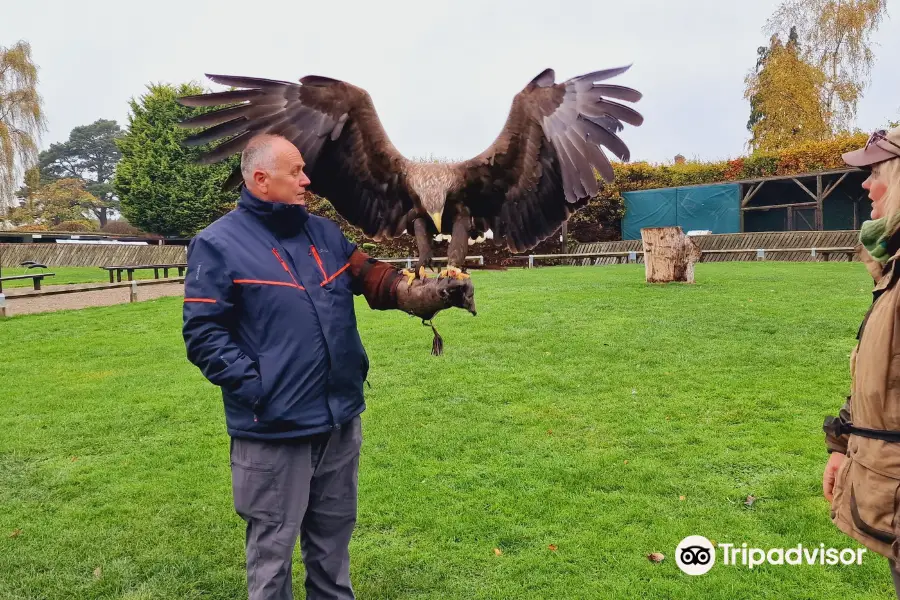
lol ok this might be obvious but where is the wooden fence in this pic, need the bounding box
[573,230,862,264]
[0,244,187,268]
[0,230,864,269]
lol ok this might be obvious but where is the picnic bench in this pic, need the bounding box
[100,263,187,283]
[0,272,55,293]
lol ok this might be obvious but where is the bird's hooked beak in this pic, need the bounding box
[430,212,442,232]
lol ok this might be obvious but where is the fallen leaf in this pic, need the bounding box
[70,456,78,462]
[679,495,686,501]
[93,567,102,579]
[548,544,558,551]
[546,430,553,436]
[9,529,22,538]
[493,548,502,556]
[748,299,754,302]
[623,460,629,465]
[745,495,757,507]
[710,539,717,546]
[665,416,671,421]
[648,552,665,563]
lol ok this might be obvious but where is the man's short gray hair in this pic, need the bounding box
[240,134,287,181]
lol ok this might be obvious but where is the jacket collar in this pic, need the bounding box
[238,186,310,237]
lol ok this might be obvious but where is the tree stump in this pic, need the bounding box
[640,227,702,283]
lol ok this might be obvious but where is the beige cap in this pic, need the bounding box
[843,126,900,167]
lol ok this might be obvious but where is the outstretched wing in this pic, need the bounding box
[177,74,415,240]
[450,66,643,253]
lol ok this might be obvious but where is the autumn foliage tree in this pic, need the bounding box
[744,27,831,151]
[8,177,97,228]
[765,0,888,131]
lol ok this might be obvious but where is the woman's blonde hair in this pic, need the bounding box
[874,158,900,219]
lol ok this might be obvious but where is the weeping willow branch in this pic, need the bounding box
[0,40,47,209]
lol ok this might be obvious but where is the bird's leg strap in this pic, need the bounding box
[424,319,444,356]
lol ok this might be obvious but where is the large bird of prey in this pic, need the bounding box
[177,66,643,280]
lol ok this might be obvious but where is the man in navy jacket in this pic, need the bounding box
[182,133,474,600]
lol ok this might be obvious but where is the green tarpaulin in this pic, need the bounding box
[622,183,741,240]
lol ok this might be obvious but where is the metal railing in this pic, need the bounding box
[521,247,857,266]
[372,247,857,269]
[374,255,485,269]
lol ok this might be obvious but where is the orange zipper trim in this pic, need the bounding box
[309,245,327,279]
[234,279,304,290]
[271,248,306,290]
[321,262,351,286]
[184,297,217,303]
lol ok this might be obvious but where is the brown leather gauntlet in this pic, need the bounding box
[348,250,403,310]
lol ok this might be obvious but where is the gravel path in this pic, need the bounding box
[3,281,184,317]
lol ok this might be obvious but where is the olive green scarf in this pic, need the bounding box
[860,213,900,264]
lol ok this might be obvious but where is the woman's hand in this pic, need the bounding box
[823,452,846,502]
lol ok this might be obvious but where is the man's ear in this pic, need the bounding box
[253,170,267,194]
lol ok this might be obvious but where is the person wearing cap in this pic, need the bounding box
[823,126,900,594]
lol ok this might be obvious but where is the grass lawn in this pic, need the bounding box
[0,266,164,289]
[0,262,892,599]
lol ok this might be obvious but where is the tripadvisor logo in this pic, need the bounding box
[675,536,866,575]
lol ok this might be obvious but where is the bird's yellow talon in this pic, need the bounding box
[401,269,416,285]
[439,267,469,280]
[418,266,428,279]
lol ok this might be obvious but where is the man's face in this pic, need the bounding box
[253,140,311,205]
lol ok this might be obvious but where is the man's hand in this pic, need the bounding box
[396,274,476,321]
[823,452,846,503]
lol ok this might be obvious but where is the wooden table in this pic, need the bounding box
[100,264,187,283]
[0,273,55,293]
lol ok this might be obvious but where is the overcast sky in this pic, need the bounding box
[4,0,899,165]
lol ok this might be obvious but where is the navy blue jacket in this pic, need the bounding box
[182,188,368,440]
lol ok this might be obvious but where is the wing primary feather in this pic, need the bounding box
[559,130,598,197]
[573,65,632,84]
[183,117,249,146]
[579,135,615,183]
[588,84,642,103]
[197,130,254,164]
[594,99,644,126]
[177,89,266,107]
[179,105,251,128]
[577,115,630,162]
[204,74,293,89]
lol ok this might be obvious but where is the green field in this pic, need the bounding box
[0,266,164,289]
[1,263,892,599]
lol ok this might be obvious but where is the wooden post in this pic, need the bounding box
[816,175,823,230]
[0,293,6,318]
[130,280,138,303]
[561,221,568,252]
[640,227,702,283]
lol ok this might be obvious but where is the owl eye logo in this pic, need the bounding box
[675,536,716,575]
[679,546,712,565]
